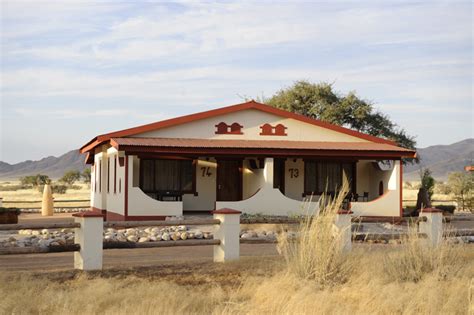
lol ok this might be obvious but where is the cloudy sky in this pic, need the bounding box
[1,1,472,163]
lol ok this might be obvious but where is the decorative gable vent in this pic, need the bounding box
[215,122,243,134]
[260,123,287,136]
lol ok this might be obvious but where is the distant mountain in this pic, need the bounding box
[404,139,474,181]
[0,150,86,180]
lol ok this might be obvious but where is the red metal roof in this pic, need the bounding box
[110,137,416,157]
[80,101,399,153]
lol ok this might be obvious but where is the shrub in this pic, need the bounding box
[435,205,456,214]
[37,184,68,194]
[20,174,50,187]
[69,185,82,190]
[0,185,28,191]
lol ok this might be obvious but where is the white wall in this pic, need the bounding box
[351,160,401,216]
[105,148,125,216]
[183,158,217,211]
[133,109,369,143]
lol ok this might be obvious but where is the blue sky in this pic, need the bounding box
[1,1,472,163]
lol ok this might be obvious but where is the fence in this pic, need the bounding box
[0,208,471,271]
[0,198,90,210]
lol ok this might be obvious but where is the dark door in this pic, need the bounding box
[217,159,242,201]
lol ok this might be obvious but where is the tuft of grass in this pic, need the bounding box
[383,226,463,283]
[277,180,352,286]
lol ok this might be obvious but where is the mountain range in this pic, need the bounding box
[0,139,472,181]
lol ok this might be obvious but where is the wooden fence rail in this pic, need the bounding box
[103,239,220,249]
[104,219,221,228]
[3,199,90,204]
[0,222,81,231]
[0,244,80,255]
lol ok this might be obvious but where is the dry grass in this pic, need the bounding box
[2,180,472,314]
[0,181,90,208]
[1,246,471,315]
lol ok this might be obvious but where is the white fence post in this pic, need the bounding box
[335,210,353,253]
[213,208,241,262]
[419,208,443,247]
[73,210,104,270]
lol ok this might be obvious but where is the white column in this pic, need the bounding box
[263,157,274,188]
[334,210,353,253]
[419,208,443,247]
[213,208,241,262]
[73,210,104,270]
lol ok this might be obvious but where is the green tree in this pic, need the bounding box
[20,174,50,187]
[60,170,81,186]
[265,81,417,153]
[447,172,474,211]
[81,168,91,183]
[419,168,435,200]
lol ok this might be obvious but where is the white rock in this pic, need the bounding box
[203,232,213,239]
[180,232,188,240]
[240,233,252,239]
[127,235,138,242]
[116,234,127,242]
[177,225,187,232]
[41,229,49,235]
[188,233,195,239]
[138,237,149,243]
[194,231,203,239]
[106,228,116,233]
[161,232,170,241]
[171,233,181,241]
[32,230,40,236]
[149,236,157,242]
[104,235,115,242]
[126,228,137,235]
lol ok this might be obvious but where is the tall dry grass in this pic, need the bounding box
[277,180,352,286]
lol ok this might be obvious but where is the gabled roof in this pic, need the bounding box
[80,100,398,153]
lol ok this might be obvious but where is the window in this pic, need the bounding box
[260,123,287,136]
[99,160,102,193]
[140,159,194,194]
[215,122,243,134]
[273,158,285,193]
[304,161,354,195]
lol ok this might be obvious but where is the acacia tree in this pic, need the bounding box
[448,172,473,211]
[264,81,417,153]
[59,170,81,186]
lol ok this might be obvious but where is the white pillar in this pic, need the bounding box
[213,208,241,262]
[419,208,443,247]
[334,210,353,253]
[263,157,274,188]
[73,210,104,270]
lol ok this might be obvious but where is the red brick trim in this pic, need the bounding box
[72,209,104,218]
[126,215,166,221]
[106,211,125,221]
[80,100,400,154]
[212,208,242,214]
[337,210,353,215]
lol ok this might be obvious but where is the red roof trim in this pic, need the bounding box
[80,100,398,153]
